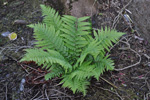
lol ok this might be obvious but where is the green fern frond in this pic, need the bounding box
[93,55,114,80]
[61,15,91,57]
[60,76,90,96]
[20,49,72,72]
[102,55,114,71]
[78,40,103,65]
[21,48,50,66]
[45,65,64,80]
[94,27,125,51]
[40,5,62,30]
[28,23,68,57]
[70,62,95,79]
[28,23,54,50]
[77,16,92,35]
[60,62,95,95]
[77,79,90,96]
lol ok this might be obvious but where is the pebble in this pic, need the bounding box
[148,63,150,67]
[14,20,27,25]
[6,74,10,78]
[1,31,11,37]
[21,78,26,83]
[122,83,127,87]
[20,78,26,91]
[20,84,24,91]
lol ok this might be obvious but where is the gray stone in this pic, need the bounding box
[128,0,150,42]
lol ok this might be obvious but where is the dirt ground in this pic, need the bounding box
[0,0,150,100]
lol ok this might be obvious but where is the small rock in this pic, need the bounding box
[1,31,11,37]
[6,74,10,78]
[147,63,150,67]
[20,78,26,91]
[70,0,99,17]
[21,78,26,84]
[13,20,27,25]
[122,83,127,87]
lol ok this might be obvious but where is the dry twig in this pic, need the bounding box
[93,85,124,100]
[31,91,40,100]
[114,40,141,71]
[49,89,72,100]
[5,84,8,100]
[146,92,150,100]
[139,71,150,91]
[111,0,132,29]
[45,89,49,100]
[100,76,118,89]
[0,46,31,54]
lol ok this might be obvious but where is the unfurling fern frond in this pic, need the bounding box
[21,4,125,96]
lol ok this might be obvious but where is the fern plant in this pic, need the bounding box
[20,5,125,95]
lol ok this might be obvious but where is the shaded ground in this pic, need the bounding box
[0,0,150,100]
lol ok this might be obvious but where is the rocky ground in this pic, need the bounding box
[0,0,149,100]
